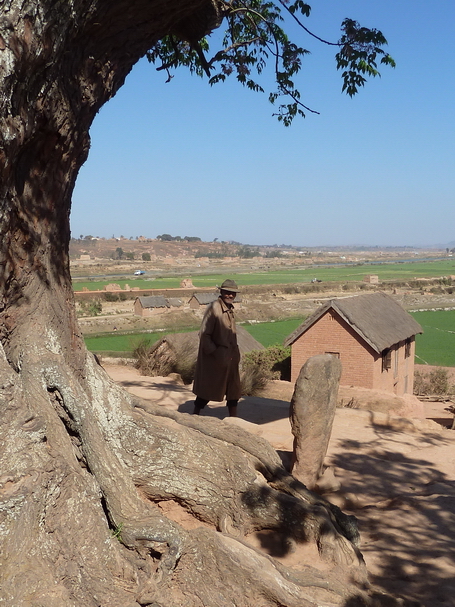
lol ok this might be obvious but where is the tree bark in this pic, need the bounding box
[0,2,398,605]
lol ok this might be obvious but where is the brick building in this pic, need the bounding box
[134,296,183,316]
[188,293,218,310]
[284,292,422,396]
[188,293,241,310]
[134,296,169,316]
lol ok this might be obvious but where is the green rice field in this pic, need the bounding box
[85,309,455,367]
[410,309,455,367]
[83,320,303,356]
[85,327,195,356]
[73,259,455,291]
[84,332,158,355]
[242,318,303,348]
[74,278,178,291]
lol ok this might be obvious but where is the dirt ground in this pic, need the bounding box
[103,362,455,607]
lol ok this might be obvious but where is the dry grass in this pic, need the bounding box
[134,336,197,384]
[414,368,455,396]
[240,364,269,397]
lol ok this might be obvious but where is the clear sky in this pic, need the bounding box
[71,0,455,248]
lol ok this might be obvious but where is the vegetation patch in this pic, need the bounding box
[133,335,197,384]
[414,368,454,396]
[242,345,291,382]
[243,318,303,347]
[78,300,103,317]
[73,260,455,292]
[411,310,455,366]
[85,332,162,355]
[83,309,455,369]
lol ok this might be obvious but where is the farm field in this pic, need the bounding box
[85,327,196,356]
[242,318,302,348]
[84,320,303,357]
[247,310,455,367]
[72,259,455,291]
[85,332,158,356]
[86,310,455,367]
[411,309,455,367]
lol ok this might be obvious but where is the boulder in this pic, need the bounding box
[290,354,342,489]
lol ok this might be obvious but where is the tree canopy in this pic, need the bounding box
[148,0,395,125]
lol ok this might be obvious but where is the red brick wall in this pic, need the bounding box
[290,311,416,395]
[372,338,416,396]
[290,311,376,387]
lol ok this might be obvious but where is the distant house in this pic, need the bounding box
[284,292,422,396]
[134,296,183,316]
[364,275,379,284]
[188,293,241,310]
[134,296,169,316]
[188,293,218,309]
[167,298,183,309]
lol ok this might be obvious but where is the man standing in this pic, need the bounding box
[192,279,241,416]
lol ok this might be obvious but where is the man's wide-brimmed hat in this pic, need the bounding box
[217,279,240,293]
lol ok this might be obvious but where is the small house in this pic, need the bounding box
[134,296,169,316]
[167,298,183,309]
[284,292,422,396]
[364,275,379,284]
[188,293,241,310]
[188,293,218,309]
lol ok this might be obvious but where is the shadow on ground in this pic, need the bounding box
[108,366,455,606]
[328,419,455,606]
[177,395,292,424]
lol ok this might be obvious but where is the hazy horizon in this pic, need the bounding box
[72,234,453,251]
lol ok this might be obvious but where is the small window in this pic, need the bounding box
[382,349,392,372]
[325,351,340,358]
[394,349,399,377]
[405,339,412,359]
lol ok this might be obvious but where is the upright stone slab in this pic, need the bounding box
[290,354,342,489]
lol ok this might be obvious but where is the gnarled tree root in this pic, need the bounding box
[0,351,400,606]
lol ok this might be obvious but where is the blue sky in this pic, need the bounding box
[71,0,455,248]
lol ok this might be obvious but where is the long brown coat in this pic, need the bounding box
[193,297,241,402]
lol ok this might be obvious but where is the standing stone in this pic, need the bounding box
[290,354,342,489]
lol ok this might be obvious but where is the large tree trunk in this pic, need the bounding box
[0,2,396,605]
